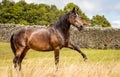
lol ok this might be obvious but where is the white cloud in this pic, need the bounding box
[111,20,120,28]
[79,1,99,12]
[114,3,120,13]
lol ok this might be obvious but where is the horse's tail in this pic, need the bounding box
[10,34,16,56]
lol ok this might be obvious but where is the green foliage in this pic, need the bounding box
[0,0,61,25]
[0,0,111,27]
[91,15,111,27]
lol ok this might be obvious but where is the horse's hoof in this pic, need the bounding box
[84,58,89,62]
[14,64,17,68]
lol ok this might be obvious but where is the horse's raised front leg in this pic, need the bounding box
[66,42,88,61]
[54,47,60,71]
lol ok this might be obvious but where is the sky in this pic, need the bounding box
[0,0,120,28]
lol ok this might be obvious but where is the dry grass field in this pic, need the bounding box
[0,42,120,77]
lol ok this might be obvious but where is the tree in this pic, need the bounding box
[91,15,111,27]
[48,5,61,23]
[0,0,15,23]
[1,0,13,7]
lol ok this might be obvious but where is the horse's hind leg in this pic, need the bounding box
[14,47,26,70]
[18,47,29,71]
[13,56,18,68]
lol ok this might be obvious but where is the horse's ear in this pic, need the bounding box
[72,7,75,12]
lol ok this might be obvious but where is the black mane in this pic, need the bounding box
[54,11,71,32]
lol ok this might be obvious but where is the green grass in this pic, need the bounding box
[0,42,120,64]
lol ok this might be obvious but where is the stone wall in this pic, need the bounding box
[0,24,120,49]
[70,27,120,49]
[0,24,23,42]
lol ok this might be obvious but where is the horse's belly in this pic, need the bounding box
[28,41,53,51]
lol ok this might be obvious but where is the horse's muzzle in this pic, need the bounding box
[78,25,83,31]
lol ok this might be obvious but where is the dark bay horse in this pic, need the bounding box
[10,8,88,71]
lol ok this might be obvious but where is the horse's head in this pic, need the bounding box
[68,8,85,31]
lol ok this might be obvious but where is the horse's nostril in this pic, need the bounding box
[80,25,83,28]
[78,25,83,31]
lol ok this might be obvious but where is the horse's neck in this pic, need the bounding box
[55,22,71,40]
[53,13,71,40]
